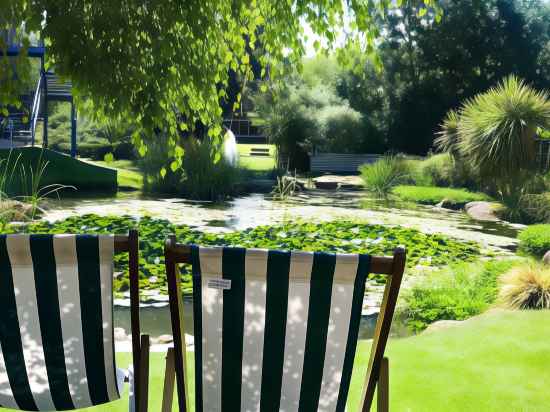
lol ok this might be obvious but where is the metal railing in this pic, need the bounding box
[30,73,43,145]
[1,27,44,48]
[222,118,266,142]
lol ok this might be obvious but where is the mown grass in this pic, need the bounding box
[89,144,276,189]
[394,185,489,205]
[89,159,143,190]
[349,309,550,411]
[13,310,546,411]
[237,144,277,171]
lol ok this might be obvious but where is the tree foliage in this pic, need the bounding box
[1,0,442,161]
[336,0,550,154]
[252,77,381,170]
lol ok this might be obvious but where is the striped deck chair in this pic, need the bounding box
[162,237,406,412]
[0,230,150,412]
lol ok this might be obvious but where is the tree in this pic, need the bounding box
[337,0,550,155]
[1,0,442,165]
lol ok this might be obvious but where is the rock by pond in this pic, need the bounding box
[313,175,363,190]
[465,201,500,222]
[435,198,469,211]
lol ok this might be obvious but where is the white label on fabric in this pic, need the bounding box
[207,278,232,290]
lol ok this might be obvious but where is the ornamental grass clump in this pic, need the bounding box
[499,263,550,309]
[359,155,410,198]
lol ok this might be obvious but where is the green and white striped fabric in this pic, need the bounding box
[190,246,370,412]
[0,234,120,411]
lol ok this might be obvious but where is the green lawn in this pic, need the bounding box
[237,144,277,171]
[87,145,275,190]
[88,159,143,190]
[349,309,550,411]
[3,310,545,411]
[394,185,489,205]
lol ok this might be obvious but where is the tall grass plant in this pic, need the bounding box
[359,155,410,198]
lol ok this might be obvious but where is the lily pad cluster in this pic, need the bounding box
[4,214,479,296]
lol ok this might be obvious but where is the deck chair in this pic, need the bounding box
[0,230,150,411]
[163,238,405,412]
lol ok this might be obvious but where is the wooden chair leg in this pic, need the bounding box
[162,348,176,412]
[377,357,389,412]
[138,335,150,412]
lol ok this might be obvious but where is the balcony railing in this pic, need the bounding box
[1,27,44,55]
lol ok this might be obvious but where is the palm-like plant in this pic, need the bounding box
[434,109,461,158]
[458,76,550,180]
[435,76,550,221]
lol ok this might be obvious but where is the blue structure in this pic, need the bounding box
[1,29,77,157]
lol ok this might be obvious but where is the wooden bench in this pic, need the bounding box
[250,147,271,157]
[310,153,380,173]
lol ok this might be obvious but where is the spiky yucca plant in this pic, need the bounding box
[435,109,461,158]
[499,263,550,310]
[458,76,550,180]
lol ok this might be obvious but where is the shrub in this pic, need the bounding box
[254,80,386,170]
[419,153,454,187]
[139,134,241,200]
[315,104,367,153]
[406,153,479,189]
[359,156,410,198]
[401,259,519,332]
[113,141,137,160]
[393,185,488,205]
[499,263,550,309]
[253,85,316,171]
[518,224,550,257]
[502,193,550,224]
[180,137,242,201]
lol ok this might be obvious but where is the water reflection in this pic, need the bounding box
[113,300,408,341]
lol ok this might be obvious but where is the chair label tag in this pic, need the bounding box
[207,279,232,290]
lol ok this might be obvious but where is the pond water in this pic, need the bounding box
[114,298,408,341]
[44,189,519,250]
[43,189,520,340]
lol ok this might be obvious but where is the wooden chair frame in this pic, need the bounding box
[162,235,405,412]
[114,230,149,412]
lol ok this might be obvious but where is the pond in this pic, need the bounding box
[44,189,519,250]
[43,189,519,341]
[114,298,409,342]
